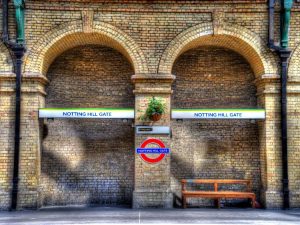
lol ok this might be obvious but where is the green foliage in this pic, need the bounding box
[146,97,166,117]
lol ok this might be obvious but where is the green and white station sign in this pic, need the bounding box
[39,108,265,120]
[39,108,134,119]
[172,109,265,119]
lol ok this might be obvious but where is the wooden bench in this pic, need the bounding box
[181,179,256,209]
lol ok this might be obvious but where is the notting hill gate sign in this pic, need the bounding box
[39,107,265,164]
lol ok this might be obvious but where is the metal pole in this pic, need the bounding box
[2,0,27,210]
[268,0,292,209]
[10,45,25,211]
[279,49,291,209]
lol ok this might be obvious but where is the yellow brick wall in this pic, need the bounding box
[288,24,300,207]
[171,46,261,207]
[0,0,299,209]
[42,45,135,207]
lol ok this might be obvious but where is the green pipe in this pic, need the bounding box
[13,0,25,44]
[281,0,293,48]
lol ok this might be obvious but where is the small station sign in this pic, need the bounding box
[136,126,170,135]
[136,138,170,164]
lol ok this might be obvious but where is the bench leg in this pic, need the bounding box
[251,197,256,208]
[214,198,220,209]
[182,196,187,209]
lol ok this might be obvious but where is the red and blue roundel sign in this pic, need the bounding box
[136,138,170,164]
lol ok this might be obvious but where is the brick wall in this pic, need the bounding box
[171,47,260,207]
[22,0,273,74]
[0,0,300,209]
[41,45,135,206]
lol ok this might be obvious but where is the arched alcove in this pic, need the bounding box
[41,44,135,207]
[170,46,260,207]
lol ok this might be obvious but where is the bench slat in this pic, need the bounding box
[183,191,255,198]
[182,179,250,185]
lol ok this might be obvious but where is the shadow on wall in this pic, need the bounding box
[41,149,130,206]
[41,119,134,207]
[40,44,135,207]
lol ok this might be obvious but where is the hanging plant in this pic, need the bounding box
[144,96,166,121]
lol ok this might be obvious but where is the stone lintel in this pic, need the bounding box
[255,74,281,96]
[254,74,280,86]
[131,73,176,84]
[132,74,175,94]
[133,89,173,94]
[23,72,49,85]
[255,74,300,95]
[0,87,47,96]
[0,72,49,85]
[0,72,47,95]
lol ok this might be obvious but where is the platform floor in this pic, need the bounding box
[0,207,300,225]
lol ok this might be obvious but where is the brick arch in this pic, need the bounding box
[24,20,148,75]
[158,22,278,77]
[288,43,300,80]
[0,42,13,73]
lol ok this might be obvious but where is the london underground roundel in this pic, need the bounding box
[136,138,170,164]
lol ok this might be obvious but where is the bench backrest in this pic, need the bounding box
[181,179,252,192]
